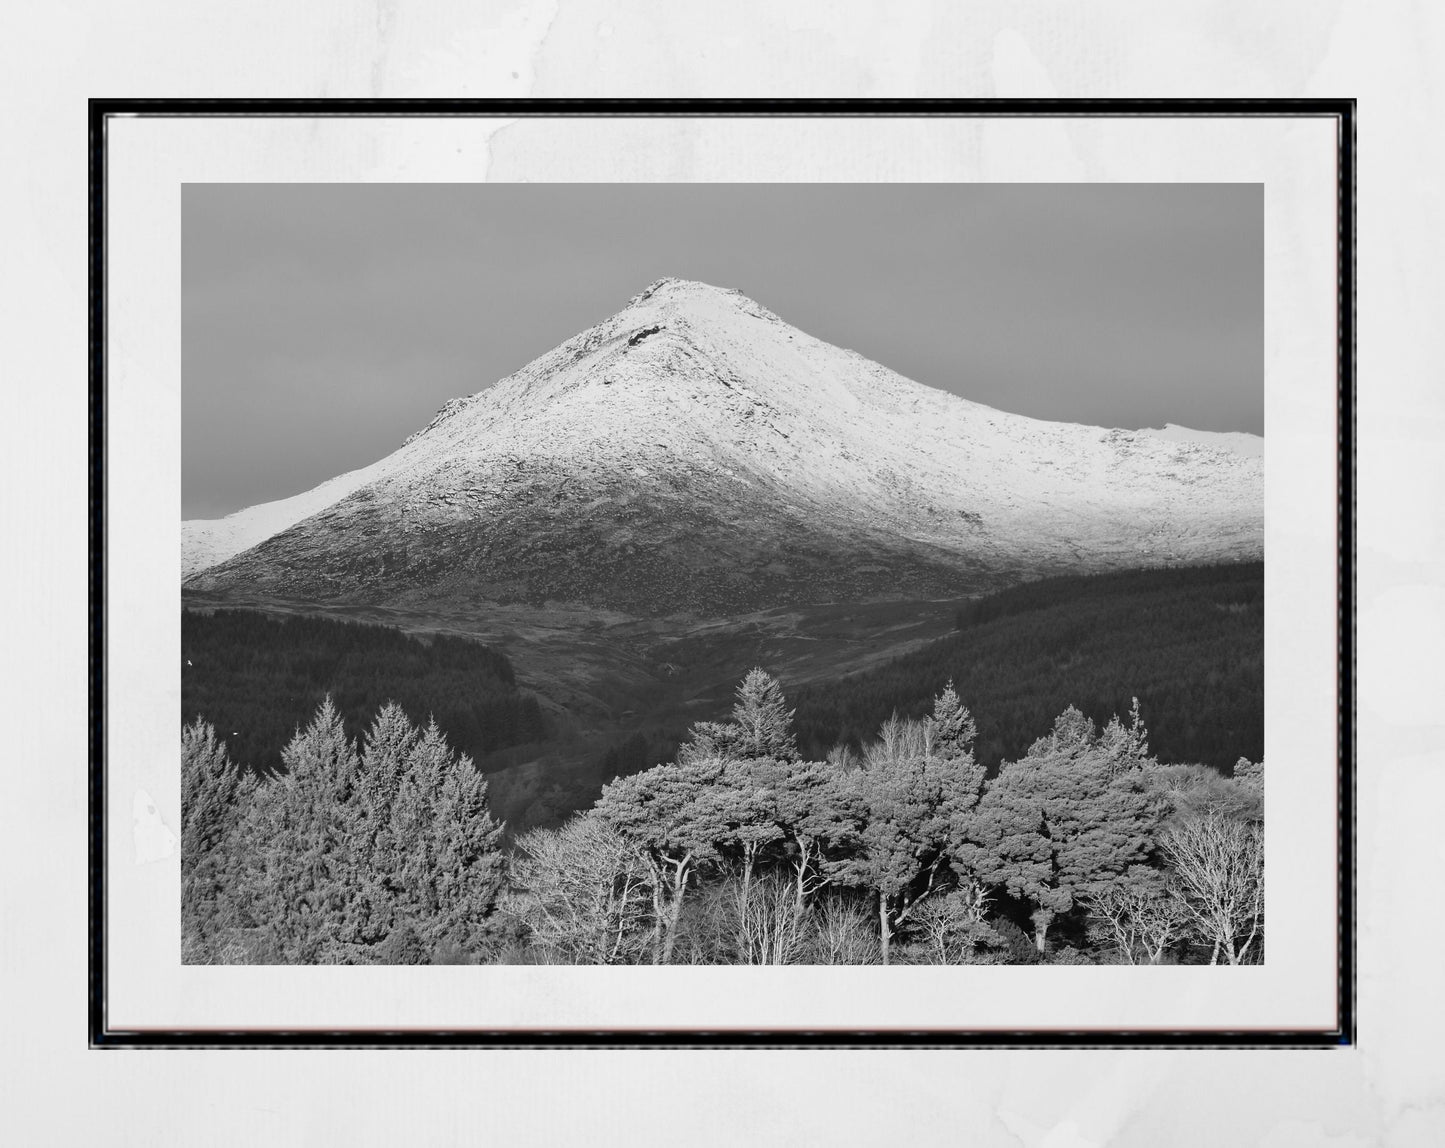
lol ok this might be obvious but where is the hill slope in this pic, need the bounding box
[182,609,545,776]
[792,561,1264,772]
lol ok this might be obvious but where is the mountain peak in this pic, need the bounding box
[627,277,736,305]
[620,277,783,331]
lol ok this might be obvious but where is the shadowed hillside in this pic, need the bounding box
[792,562,1263,772]
[181,609,545,775]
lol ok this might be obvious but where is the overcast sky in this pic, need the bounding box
[183,183,1261,519]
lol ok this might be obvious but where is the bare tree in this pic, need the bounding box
[1083,882,1186,965]
[725,871,812,965]
[506,815,654,964]
[1163,812,1264,965]
[810,896,881,965]
[909,881,998,964]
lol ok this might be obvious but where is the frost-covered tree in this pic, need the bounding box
[736,755,850,913]
[731,668,800,761]
[1083,881,1187,965]
[228,699,506,963]
[181,718,248,871]
[675,668,799,765]
[926,680,978,762]
[1233,757,1265,806]
[231,696,367,962]
[388,716,506,954]
[593,757,733,963]
[180,719,255,956]
[967,704,1166,953]
[506,814,654,964]
[1164,810,1264,965]
[1145,760,1262,826]
[828,687,986,964]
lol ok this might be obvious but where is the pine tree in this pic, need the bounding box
[232,696,367,962]
[351,702,421,949]
[676,668,800,766]
[675,720,742,766]
[361,701,417,814]
[385,716,507,954]
[926,680,978,762]
[730,668,800,761]
[181,718,245,872]
[427,731,507,951]
[827,686,986,964]
[594,758,733,963]
[180,719,253,957]
[732,755,850,913]
[227,700,508,964]
[968,705,1166,953]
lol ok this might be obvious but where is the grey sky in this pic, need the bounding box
[183,183,1261,519]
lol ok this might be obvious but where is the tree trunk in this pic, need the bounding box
[1031,908,1054,954]
[792,840,812,917]
[661,890,684,965]
[649,874,667,965]
[879,890,891,966]
[658,854,692,965]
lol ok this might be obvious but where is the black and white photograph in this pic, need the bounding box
[2,0,1432,1134]
[179,181,1267,970]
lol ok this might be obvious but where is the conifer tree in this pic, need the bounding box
[828,687,986,964]
[232,696,367,962]
[675,720,743,766]
[731,668,800,761]
[426,727,507,951]
[350,701,421,949]
[228,699,508,963]
[732,755,851,913]
[676,669,800,766]
[386,716,507,954]
[968,705,1166,953]
[594,757,732,963]
[181,718,246,872]
[926,680,978,762]
[180,719,254,956]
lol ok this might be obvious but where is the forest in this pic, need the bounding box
[181,608,546,775]
[183,668,1264,967]
[792,561,1263,771]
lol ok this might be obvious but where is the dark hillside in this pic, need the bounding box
[792,562,1263,771]
[181,609,544,774]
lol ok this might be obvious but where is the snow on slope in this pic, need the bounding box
[182,458,390,579]
[184,278,1263,613]
[1138,423,1263,459]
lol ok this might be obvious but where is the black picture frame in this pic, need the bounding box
[89,97,1355,1049]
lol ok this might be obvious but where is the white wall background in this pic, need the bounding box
[2,2,1440,1145]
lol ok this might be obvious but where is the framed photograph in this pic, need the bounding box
[91,99,1353,1047]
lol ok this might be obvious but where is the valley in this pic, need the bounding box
[182,586,974,829]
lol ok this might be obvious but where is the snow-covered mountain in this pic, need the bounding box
[184,277,1263,617]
